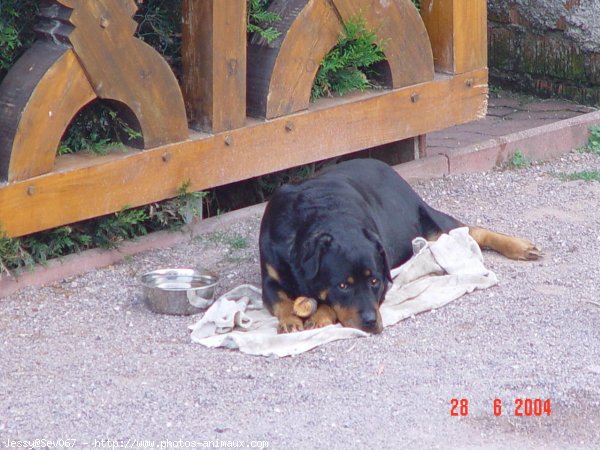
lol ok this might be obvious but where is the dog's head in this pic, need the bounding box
[296,228,392,333]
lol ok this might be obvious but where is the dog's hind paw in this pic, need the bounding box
[515,239,542,261]
[523,244,542,260]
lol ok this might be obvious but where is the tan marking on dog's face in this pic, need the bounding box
[364,269,372,277]
[332,305,361,329]
[266,264,281,283]
[332,304,383,334]
[319,289,329,301]
[346,276,355,285]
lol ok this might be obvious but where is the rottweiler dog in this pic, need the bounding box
[259,158,540,334]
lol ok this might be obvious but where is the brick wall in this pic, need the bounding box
[488,0,600,105]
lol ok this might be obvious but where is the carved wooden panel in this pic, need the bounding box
[247,0,435,119]
[0,0,188,182]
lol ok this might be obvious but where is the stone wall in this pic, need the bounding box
[488,0,600,105]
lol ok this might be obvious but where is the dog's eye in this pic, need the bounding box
[338,282,348,290]
[370,278,379,286]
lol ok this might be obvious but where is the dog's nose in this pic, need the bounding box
[360,310,381,333]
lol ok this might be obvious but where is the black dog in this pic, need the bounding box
[259,158,540,334]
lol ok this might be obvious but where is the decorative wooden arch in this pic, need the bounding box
[0,0,188,182]
[247,0,434,119]
[0,0,488,239]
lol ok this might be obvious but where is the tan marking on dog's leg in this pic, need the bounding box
[304,304,338,330]
[469,226,541,260]
[318,289,329,301]
[266,264,281,283]
[273,291,304,333]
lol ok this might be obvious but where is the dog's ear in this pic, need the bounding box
[362,228,392,283]
[298,233,333,279]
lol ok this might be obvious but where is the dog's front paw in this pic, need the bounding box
[304,316,335,330]
[304,305,337,330]
[277,315,304,334]
[292,296,318,318]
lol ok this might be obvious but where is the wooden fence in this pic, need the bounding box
[0,0,488,238]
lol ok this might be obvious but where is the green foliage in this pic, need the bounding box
[582,125,600,154]
[0,182,206,275]
[312,15,386,100]
[147,180,206,228]
[0,230,34,275]
[134,0,182,74]
[0,0,38,79]
[203,231,249,252]
[247,0,281,44]
[558,170,600,183]
[507,150,530,169]
[58,102,142,155]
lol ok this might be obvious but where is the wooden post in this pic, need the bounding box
[182,0,247,133]
[421,0,487,74]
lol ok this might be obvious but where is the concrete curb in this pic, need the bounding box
[2,110,600,297]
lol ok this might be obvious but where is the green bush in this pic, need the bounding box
[312,15,387,100]
[0,182,205,275]
[0,0,38,80]
[584,125,600,154]
[248,0,281,43]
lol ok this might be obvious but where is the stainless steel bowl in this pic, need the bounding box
[140,269,219,315]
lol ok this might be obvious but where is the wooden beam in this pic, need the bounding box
[0,70,487,238]
[421,0,487,74]
[182,0,247,132]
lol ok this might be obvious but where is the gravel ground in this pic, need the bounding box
[1,151,599,449]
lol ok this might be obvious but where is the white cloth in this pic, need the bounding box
[189,227,497,357]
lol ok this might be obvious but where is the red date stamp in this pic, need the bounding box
[450,398,552,417]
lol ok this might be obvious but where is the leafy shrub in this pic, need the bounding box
[0,182,205,275]
[58,101,142,155]
[584,125,600,154]
[312,15,386,100]
[248,0,281,43]
[0,0,39,80]
[507,150,530,169]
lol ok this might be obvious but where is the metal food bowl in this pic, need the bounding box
[140,269,219,315]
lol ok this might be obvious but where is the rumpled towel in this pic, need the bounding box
[189,227,498,357]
